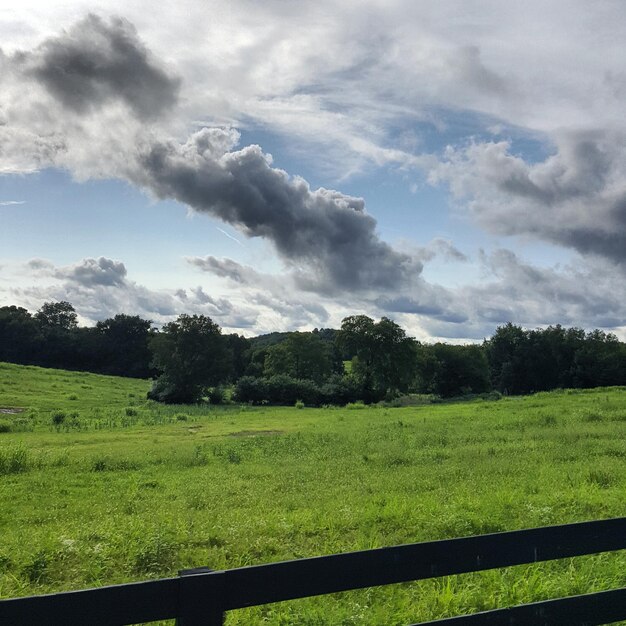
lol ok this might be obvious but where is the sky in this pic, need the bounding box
[1,0,626,341]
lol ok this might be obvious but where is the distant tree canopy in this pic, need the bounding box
[263,332,334,384]
[148,314,232,403]
[338,315,418,401]
[483,323,626,395]
[95,314,155,378]
[0,301,625,405]
[35,301,78,330]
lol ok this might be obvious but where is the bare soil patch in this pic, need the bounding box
[0,407,25,414]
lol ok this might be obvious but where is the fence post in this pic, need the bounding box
[176,567,225,626]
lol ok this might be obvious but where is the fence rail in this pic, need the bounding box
[1,517,624,625]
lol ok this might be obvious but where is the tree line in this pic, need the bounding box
[1,301,625,404]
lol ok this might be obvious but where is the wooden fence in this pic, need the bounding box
[1,517,624,625]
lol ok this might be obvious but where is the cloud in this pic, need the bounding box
[0,200,26,206]
[429,130,626,265]
[19,14,180,119]
[56,257,128,287]
[412,238,468,264]
[187,256,258,284]
[1,17,420,296]
[186,255,332,329]
[134,128,420,292]
[26,258,54,271]
[8,256,259,328]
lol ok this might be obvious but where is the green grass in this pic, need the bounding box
[1,362,625,624]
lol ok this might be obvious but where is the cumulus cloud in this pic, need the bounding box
[134,128,420,292]
[3,8,626,338]
[1,17,420,296]
[429,130,626,265]
[186,255,332,329]
[18,14,179,119]
[57,257,128,287]
[8,256,260,329]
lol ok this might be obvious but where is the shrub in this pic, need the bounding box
[208,386,226,405]
[51,410,66,429]
[346,401,367,410]
[294,399,305,409]
[124,407,138,417]
[174,413,189,421]
[0,420,11,433]
[318,375,362,405]
[233,376,269,404]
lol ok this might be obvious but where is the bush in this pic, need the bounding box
[318,375,362,405]
[346,401,367,410]
[174,413,189,422]
[0,420,11,433]
[266,375,320,405]
[51,410,66,429]
[147,375,202,404]
[294,399,305,409]
[208,386,226,405]
[233,376,269,404]
[125,407,138,417]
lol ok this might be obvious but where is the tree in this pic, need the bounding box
[96,314,154,378]
[264,332,333,383]
[35,301,78,330]
[337,315,417,400]
[0,306,41,364]
[417,343,491,397]
[483,323,529,394]
[148,314,231,403]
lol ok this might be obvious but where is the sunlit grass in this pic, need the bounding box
[0,362,625,624]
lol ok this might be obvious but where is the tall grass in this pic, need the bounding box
[0,362,625,624]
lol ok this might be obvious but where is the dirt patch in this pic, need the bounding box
[229,429,284,438]
[0,407,25,414]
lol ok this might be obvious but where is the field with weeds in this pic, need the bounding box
[0,361,625,624]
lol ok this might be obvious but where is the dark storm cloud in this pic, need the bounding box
[135,128,420,292]
[21,14,179,118]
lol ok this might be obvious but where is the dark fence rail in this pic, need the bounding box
[1,517,624,625]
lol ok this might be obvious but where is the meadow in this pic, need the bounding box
[0,361,625,624]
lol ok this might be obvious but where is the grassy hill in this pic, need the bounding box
[0,362,625,624]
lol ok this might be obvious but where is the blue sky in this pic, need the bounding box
[1,1,625,341]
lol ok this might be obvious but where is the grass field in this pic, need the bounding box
[0,361,625,624]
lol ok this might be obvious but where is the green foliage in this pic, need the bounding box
[148,314,231,404]
[294,399,305,409]
[51,410,66,428]
[338,315,418,400]
[35,301,78,331]
[416,343,491,398]
[0,368,625,624]
[484,324,626,395]
[264,332,334,383]
[207,386,226,405]
[0,443,31,474]
[234,376,269,404]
